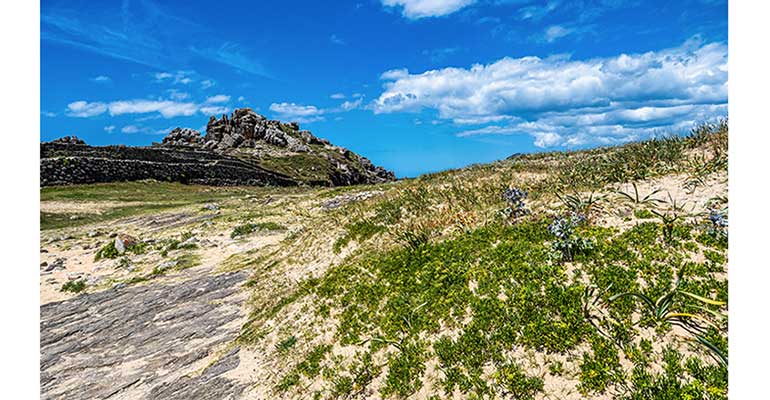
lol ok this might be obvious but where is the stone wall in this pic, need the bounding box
[40,143,299,187]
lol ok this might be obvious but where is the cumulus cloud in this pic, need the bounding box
[269,97,364,122]
[269,102,325,123]
[91,75,111,83]
[66,97,233,119]
[374,38,727,147]
[109,100,199,118]
[330,93,346,99]
[103,125,115,133]
[121,125,140,134]
[205,94,231,104]
[67,101,108,117]
[381,0,475,19]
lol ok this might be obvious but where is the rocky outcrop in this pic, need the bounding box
[167,108,324,154]
[40,108,396,187]
[50,136,85,145]
[40,270,249,399]
[161,128,204,147]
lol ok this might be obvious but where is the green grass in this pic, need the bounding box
[258,154,339,184]
[276,344,333,392]
[333,219,387,253]
[149,253,202,277]
[94,240,147,261]
[41,203,185,231]
[40,180,285,231]
[61,279,86,293]
[230,222,287,239]
[264,210,727,398]
[276,335,298,353]
[41,122,729,398]
[41,180,246,202]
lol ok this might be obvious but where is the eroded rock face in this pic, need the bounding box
[40,271,249,399]
[198,108,318,153]
[162,128,204,146]
[50,136,85,145]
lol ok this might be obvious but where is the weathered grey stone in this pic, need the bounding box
[203,203,220,211]
[40,271,249,399]
[162,128,203,147]
[50,136,85,145]
[263,127,288,147]
[114,234,137,254]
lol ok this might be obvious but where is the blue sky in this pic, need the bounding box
[41,0,727,177]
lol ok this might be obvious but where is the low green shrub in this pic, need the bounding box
[61,279,86,293]
[231,222,286,239]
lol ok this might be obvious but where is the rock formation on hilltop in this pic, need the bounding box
[50,136,86,145]
[40,108,396,187]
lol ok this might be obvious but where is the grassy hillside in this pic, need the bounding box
[40,120,728,399]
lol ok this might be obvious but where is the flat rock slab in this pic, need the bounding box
[40,271,249,399]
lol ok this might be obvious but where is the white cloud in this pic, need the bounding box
[201,79,216,89]
[543,25,572,42]
[330,93,346,99]
[167,89,190,101]
[237,96,246,102]
[533,131,562,148]
[154,70,194,85]
[67,101,108,117]
[518,1,559,21]
[41,111,57,117]
[91,75,111,83]
[381,0,475,19]
[121,125,140,134]
[269,97,364,122]
[374,39,727,147]
[205,94,231,104]
[456,124,519,137]
[118,125,171,135]
[109,100,199,118]
[339,98,363,111]
[103,125,115,133]
[380,68,410,80]
[269,102,325,123]
[65,93,236,119]
[200,106,230,115]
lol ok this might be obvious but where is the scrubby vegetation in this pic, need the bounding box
[60,279,87,293]
[231,221,286,239]
[94,239,147,260]
[40,120,728,398]
[235,120,728,399]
